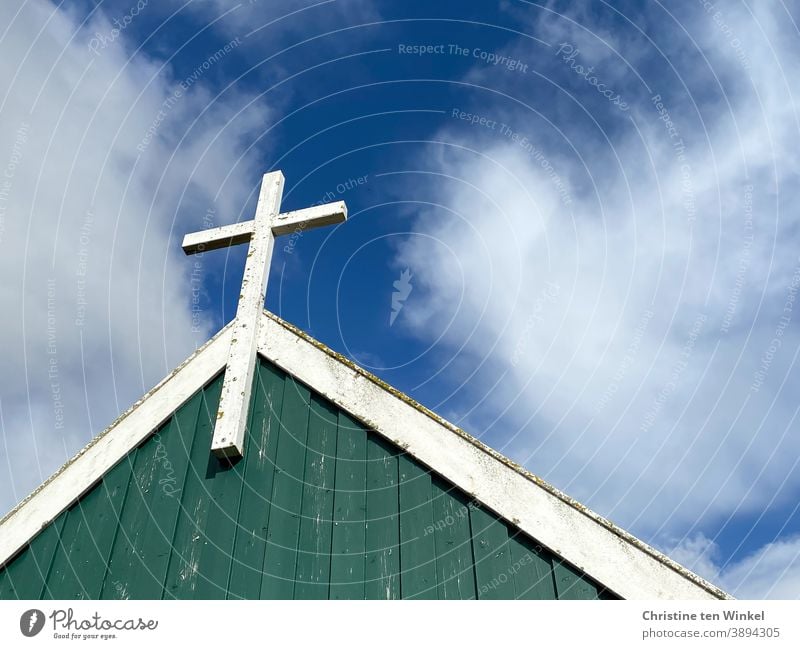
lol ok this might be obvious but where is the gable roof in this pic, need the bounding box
[0,311,730,600]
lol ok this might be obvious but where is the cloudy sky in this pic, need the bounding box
[1,0,799,599]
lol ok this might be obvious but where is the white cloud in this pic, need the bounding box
[669,533,800,599]
[394,0,800,550]
[0,0,268,515]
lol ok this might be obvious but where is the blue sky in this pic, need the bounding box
[1,0,800,598]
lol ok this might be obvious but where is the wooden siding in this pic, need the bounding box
[0,358,617,600]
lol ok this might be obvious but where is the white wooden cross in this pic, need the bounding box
[182,170,347,460]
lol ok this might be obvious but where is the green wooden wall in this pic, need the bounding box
[0,358,617,600]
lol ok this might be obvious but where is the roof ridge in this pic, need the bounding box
[0,311,730,599]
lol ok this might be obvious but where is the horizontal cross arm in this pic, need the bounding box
[271,201,347,237]
[182,220,256,255]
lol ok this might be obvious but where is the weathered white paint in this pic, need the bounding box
[207,171,282,459]
[0,324,233,569]
[180,201,347,254]
[181,220,254,254]
[270,201,347,236]
[257,312,731,601]
[181,172,347,459]
[0,310,730,599]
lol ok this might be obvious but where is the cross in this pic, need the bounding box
[182,170,347,460]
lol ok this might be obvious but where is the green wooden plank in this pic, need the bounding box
[3,512,67,598]
[46,455,134,599]
[0,565,10,599]
[508,533,557,599]
[260,378,311,599]
[42,503,84,599]
[227,361,285,599]
[0,552,25,599]
[431,477,476,600]
[398,455,437,599]
[553,559,600,600]
[86,455,137,598]
[189,386,244,600]
[364,434,400,600]
[32,512,69,599]
[100,418,165,599]
[328,411,367,599]
[162,374,223,599]
[294,396,338,599]
[118,392,204,598]
[470,504,515,599]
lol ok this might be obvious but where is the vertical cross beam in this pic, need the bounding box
[210,171,283,458]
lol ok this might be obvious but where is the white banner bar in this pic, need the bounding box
[1,600,797,648]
